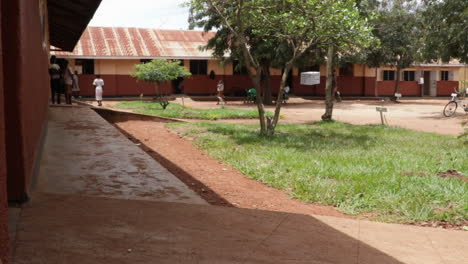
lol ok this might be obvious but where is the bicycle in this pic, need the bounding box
[443,87,468,117]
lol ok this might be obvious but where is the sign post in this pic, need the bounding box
[376,106,388,125]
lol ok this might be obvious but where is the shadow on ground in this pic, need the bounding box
[14,193,406,264]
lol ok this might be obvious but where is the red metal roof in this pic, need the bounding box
[53,27,216,59]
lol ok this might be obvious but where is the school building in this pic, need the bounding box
[0,1,102,263]
[54,26,467,98]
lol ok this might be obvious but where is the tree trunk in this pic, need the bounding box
[245,67,266,135]
[262,65,273,105]
[322,46,335,121]
[234,33,267,135]
[254,74,267,135]
[266,63,293,136]
[155,82,160,96]
[393,67,401,101]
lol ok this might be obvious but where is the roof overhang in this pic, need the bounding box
[414,64,465,68]
[48,0,102,52]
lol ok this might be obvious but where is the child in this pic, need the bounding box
[216,80,225,105]
[93,75,105,106]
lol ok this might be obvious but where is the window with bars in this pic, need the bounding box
[383,70,395,81]
[189,60,208,75]
[440,71,450,81]
[403,71,415,81]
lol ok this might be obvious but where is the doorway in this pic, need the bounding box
[285,69,293,93]
[423,71,430,96]
[172,77,184,94]
[423,71,437,96]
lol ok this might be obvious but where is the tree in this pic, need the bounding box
[189,0,373,135]
[132,60,191,109]
[422,0,468,88]
[195,26,286,105]
[358,0,422,100]
[422,0,468,64]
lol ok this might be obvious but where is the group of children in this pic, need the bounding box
[49,55,80,105]
[49,55,104,106]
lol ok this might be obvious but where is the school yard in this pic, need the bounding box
[10,105,467,264]
[100,97,465,136]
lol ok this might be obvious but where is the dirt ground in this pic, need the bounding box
[112,116,468,229]
[100,96,466,136]
[114,119,348,219]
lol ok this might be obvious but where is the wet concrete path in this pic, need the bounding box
[36,106,205,204]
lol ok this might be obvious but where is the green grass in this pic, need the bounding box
[115,101,273,120]
[168,121,468,224]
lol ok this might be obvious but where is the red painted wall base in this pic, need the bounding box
[78,74,457,98]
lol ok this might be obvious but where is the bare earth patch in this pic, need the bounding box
[437,169,467,182]
[114,119,348,219]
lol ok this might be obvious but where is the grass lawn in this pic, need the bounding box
[168,121,468,224]
[115,101,273,120]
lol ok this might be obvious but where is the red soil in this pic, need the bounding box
[114,120,347,218]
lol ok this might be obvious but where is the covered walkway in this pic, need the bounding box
[10,106,468,263]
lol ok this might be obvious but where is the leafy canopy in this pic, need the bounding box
[132,59,191,83]
[422,0,468,63]
[189,0,374,69]
[358,0,422,69]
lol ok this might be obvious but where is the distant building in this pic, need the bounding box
[54,27,467,97]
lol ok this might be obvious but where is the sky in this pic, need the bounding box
[89,0,191,30]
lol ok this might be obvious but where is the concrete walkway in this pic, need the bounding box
[36,106,205,204]
[11,106,468,264]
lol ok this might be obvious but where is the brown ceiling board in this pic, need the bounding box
[48,0,102,51]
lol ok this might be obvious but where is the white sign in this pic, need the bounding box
[394,93,402,98]
[418,77,424,85]
[376,107,387,112]
[300,71,320,85]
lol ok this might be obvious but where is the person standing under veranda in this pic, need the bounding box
[216,80,225,105]
[49,55,61,104]
[63,61,74,105]
[93,75,105,106]
[72,70,80,99]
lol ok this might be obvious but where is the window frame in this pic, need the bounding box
[189,60,208,75]
[403,71,415,81]
[383,70,396,81]
[440,71,450,81]
[75,59,95,75]
[339,63,354,76]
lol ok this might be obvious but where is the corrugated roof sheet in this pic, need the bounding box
[53,27,216,58]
